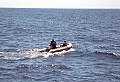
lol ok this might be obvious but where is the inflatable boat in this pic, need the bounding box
[39,43,72,53]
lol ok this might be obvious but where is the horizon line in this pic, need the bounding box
[0,7,120,9]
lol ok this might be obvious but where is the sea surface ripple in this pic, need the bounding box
[0,9,120,82]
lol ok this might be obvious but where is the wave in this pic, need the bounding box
[0,48,75,60]
[16,64,39,69]
[50,64,72,70]
[94,51,120,56]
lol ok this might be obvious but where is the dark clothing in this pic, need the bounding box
[62,41,68,47]
[51,41,56,49]
[50,40,57,49]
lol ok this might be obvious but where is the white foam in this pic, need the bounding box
[0,48,75,60]
[113,53,120,56]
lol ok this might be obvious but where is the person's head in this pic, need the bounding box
[52,39,54,41]
[64,40,66,42]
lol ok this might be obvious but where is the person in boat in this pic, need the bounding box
[49,39,57,49]
[62,40,68,47]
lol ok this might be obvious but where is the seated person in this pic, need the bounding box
[49,39,57,49]
[62,40,68,47]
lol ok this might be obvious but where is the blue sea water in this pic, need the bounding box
[0,8,120,82]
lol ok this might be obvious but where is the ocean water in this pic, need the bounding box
[0,8,120,82]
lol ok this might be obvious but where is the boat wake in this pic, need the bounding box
[0,48,75,60]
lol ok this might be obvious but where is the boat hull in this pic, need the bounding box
[49,43,72,53]
[39,43,72,53]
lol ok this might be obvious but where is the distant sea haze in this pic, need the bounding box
[0,8,120,82]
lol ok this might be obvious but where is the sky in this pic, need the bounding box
[0,0,120,8]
